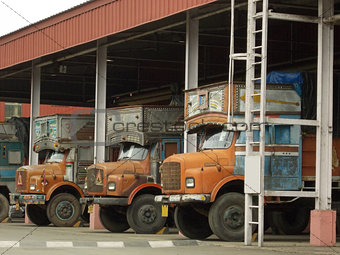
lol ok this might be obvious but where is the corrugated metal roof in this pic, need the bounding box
[0,0,92,38]
[0,0,217,70]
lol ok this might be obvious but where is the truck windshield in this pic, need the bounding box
[118,143,149,161]
[200,127,234,150]
[46,151,65,163]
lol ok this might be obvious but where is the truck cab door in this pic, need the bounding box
[161,138,183,161]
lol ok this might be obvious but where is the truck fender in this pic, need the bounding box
[210,175,244,203]
[128,183,162,205]
[46,182,84,201]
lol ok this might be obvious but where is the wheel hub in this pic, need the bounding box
[223,206,243,229]
[56,201,74,221]
[138,205,156,224]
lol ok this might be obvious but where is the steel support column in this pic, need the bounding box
[310,0,336,246]
[316,0,333,212]
[184,10,199,153]
[94,40,107,164]
[28,64,40,165]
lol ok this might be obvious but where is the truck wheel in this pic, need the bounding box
[271,206,310,235]
[174,206,212,240]
[126,194,166,234]
[47,193,81,227]
[26,204,50,226]
[0,194,9,222]
[99,206,129,233]
[208,192,245,241]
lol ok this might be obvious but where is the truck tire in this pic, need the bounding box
[0,194,9,222]
[47,193,81,227]
[99,206,129,233]
[271,206,310,235]
[208,192,245,241]
[174,206,212,240]
[126,194,166,234]
[26,204,50,226]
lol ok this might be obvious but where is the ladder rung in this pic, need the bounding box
[251,78,261,81]
[230,53,247,60]
[252,29,263,34]
[252,61,262,66]
[253,45,262,50]
[253,0,262,2]
[251,93,260,96]
[254,53,262,58]
[249,205,259,209]
[251,109,261,113]
[249,221,259,225]
[250,142,260,145]
[253,12,263,19]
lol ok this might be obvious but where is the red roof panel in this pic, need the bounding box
[0,0,217,70]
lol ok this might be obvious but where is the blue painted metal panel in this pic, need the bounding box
[0,141,23,183]
[233,117,302,190]
[234,155,301,190]
[0,169,16,182]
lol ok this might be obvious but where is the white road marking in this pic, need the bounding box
[46,241,73,248]
[148,241,175,248]
[97,241,125,248]
[0,241,19,248]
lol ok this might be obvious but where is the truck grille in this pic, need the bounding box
[16,171,27,192]
[87,168,104,193]
[162,162,181,190]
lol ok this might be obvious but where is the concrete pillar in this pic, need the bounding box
[91,40,107,229]
[184,11,199,153]
[89,204,104,230]
[94,40,107,164]
[28,64,40,166]
[24,205,32,224]
[26,64,41,224]
[310,0,336,246]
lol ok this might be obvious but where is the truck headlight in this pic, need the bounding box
[108,182,116,191]
[185,177,195,188]
[30,184,36,191]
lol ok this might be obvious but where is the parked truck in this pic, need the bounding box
[81,105,183,234]
[10,114,94,227]
[0,121,27,222]
[155,79,340,241]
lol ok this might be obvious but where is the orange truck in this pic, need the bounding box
[10,114,94,227]
[155,81,340,241]
[81,105,183,234]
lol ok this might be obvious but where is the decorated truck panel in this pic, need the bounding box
[155,78,340,241]
[82,105,183,234]
[10,114,94,227]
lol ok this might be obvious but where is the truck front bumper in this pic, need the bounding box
[154,194,211,204]
[9,193,46,205]
[80,197,129,206]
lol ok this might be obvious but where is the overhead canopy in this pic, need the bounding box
[0,0,339,107]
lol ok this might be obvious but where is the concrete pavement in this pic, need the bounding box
[1,223,340,255]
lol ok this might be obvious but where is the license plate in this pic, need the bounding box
[161,205,168,217]
[88,204,93,214]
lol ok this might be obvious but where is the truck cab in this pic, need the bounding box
[0,122,25,222]
[155,81,311,241]
[10,114,94,227]
[83,105,183,234]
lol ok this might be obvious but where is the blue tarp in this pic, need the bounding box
[266,71,303,97]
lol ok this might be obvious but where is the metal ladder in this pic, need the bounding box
[243,0,269,247]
